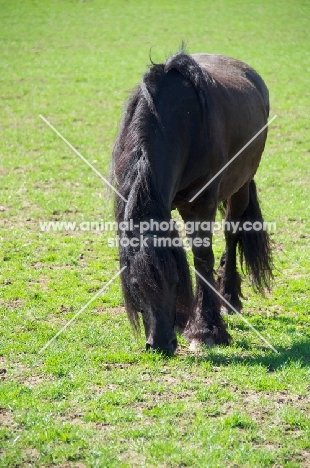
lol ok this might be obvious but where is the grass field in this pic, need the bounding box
[0,0,309,466]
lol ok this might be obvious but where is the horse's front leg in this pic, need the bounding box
[179,202,231,348]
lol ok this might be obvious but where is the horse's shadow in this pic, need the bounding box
[182,337,310,370]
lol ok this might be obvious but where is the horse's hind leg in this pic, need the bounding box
[178,200,231,348]
[218,182,250,312]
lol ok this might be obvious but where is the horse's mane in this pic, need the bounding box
[111,51,213,218]
[111,51,213,330]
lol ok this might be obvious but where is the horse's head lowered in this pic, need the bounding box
[119,223,192,354]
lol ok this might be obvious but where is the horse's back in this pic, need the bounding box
[191,53,269,114]
[183,54,270,200]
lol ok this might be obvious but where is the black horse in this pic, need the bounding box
[111,51,273,354]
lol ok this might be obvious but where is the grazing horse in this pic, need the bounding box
[111,51,273,354]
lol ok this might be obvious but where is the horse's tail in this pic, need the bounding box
[238,180,273,292]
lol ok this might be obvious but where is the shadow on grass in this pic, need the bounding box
[96,335,310,370]
[183,337,310,370]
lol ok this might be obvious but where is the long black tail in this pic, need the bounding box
[238,180,273,292]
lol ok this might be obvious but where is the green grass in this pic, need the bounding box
[0,0,309,466]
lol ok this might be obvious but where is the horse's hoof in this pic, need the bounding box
[204,337,215,347]
[189,337,215,351]
[220,306,228,316]
[189,339,201,351]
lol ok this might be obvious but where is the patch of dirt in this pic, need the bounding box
[241,389,310,409]
[0,408,17,430]
[59,413,118,434]
[103,362,135,370]
[53,464,86,468]
[0,298,24,309]
[26,276,50,291]
[22,373,51,388]
[216,389,310,434]
[119,449,146,467]
[65,413,89,427]
[95,306,126,316]
[78,383,121,398]
[30,261,75,270]
[156,373,183,385]
[93,422,117,432]
[301,450,310,467]
[287,272,310,279]
[4,362,55,388]
[23,448,40,460]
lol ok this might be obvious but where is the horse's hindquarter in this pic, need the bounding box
[191,54,269,201]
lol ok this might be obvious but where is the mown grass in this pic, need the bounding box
[0,0,309,466]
